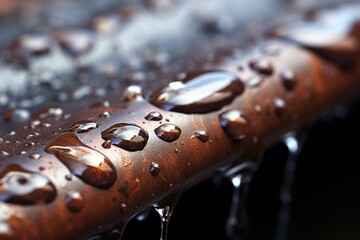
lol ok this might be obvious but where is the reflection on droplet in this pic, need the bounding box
[280,69,297,91]
[3,109,30,122]
[53,29,94,57]
[46,133,117,189]
[273,98,286,117]
[249,58,273,75]
[150,162,160,176]
[145,112,163,121]
[122,85,143,102]
[193,130,209,142]
[101,123,148,151]
[66,191,85,212]
[150,70,244,113]
[0,165,56,204]
[219,110,249,141]
[154,124,181,142]
[67,120,98,133]
[37,107,63,119]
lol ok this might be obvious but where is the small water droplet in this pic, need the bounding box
[37,107,63,119]
[247,75,265,88]
[154,124,181,142]
[150,70,244,113]
[0,165,56,204]
[249,58,273,75]
[3,109,30,122]
[66,191,85,212]
[280,69,297,91]
[99,111,111,118]
[219,110,249,141]
[145,111,163,121]
[102,140,112,149]
[193,130,209,142]
[90,100,110,108]
[273,98,286,117]
[67,120,98,133]
[150,162,160,176]
[101,123,148,151]
[29,153,41,160]
[46,133,117,189]
[122,85,143,101]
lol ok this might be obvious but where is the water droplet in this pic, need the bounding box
[273,98,286,117]
[0,165,56,204]
[67,120,98,133]
[150,162,160,176]
[66,191,85,212]
[150,70,244,113]
[145,112,163,121]
[193,130,209,142]
[247,75,265,88]
[7,34,51,66]
[219,110,249,141]
[3,109,30,122]
[249,58,273,75]
[37,107,63,119]
[0,151,9,157]
[46,133,117,189]
[154,124,181,142]
[101,123,148,151]
[122,85,143,101]
[102,140,112,149]
[99,111,111,118]
[90,100,110,108]
[280,69,297,91]
[29,153,41,160]
[54,29,94,57]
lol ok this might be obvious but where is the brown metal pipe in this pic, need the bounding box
[0,2,360,240]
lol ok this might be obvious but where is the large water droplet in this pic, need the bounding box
[154,124,181,142]
[101,123,148,151]
[219,110,249,141]
[66,191,85,212]
[67,120,98,133]
[150,70,244,113]
[0,165,56,204]
[46,133,117,189]
[145,112,163,121]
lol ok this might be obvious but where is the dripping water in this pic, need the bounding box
[274,133,303,240]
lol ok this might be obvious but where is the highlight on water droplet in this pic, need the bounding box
[154,124,181,142]
[0,164,56,205]
[145,111,163,121]
[280,69,297,91]
[219,110,249,141]
[150,70,244,114]
[150,162,160,176]
[46,133,117,189]
[273,98,286,117]
[122,85,143,102]
[67,120,98,133]
[249,58,273,75]
[193,130,209,142]
[66,191,85,212]
[101,123,148,151]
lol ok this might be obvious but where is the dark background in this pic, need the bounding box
[123,98,360,240]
